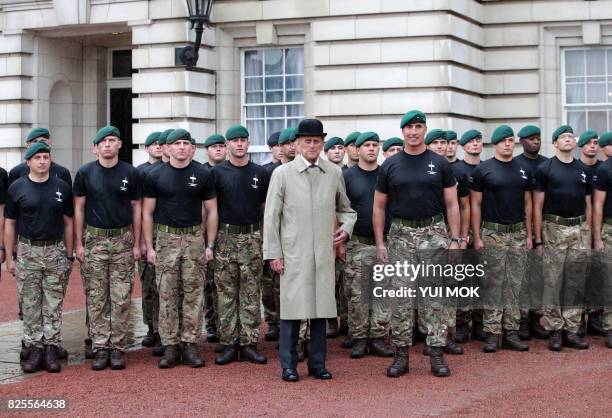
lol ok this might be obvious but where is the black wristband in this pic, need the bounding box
[533,242,543,247]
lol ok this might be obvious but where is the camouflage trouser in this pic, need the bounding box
[480,228,527,334]
[204,262,218,329]
[156,230,205,346]
[540,221,590,333]
[335,258,348,325]
[598,223,612,331]
[214,230,262,346]
[262,261,280,326]
[388,220,453,347]
[138,260,159,331]
[81,231,135,352]
[17,242,68,348]
[345,240,390,339]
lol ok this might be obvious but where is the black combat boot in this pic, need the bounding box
[563,331,589,350]
[44,345,61,373]
[472,322,485,342]
[264,324,279,341]
[326,318,339,338]
[369,338,394,357]
[206,325,219,343]
[23,347,43,373]
[159,345,180,369]
[215,345,239,365]
[386,346,409,378]
[182,343,205,368]
[152,333,165,357]
[605,330,612,349]
[422,344,432,356]
[339,319,349,336]
[341,335,354,349]
[84,338,95,360]
[56,345,68,360]
[502,330,529,351]
[214,344,226,354]
[530,313,549,339]
[518,318,531,341]
[91,349,110,371]
[240,345,267,364]
[430,347,451,377]
[444,335,463,355]
[110,349,126,370]
[350,339,368,359]
[19,340,30,361]
[142,324,156,347]
[548,330,562,351]
[483,332,499,353]
[587,311,606,336]
[454,323,470,343]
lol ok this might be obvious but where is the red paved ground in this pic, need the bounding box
[0,266,141,322]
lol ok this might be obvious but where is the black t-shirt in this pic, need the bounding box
[5,176,73,240]
[449,161,469,198]
[514,154,548,178]
[469,158,534,224]
[144,161,216,228]
[212,160,269,225]
[344,165,390,237]
[9,161,72,189]
[74,160,141,229]
[578,159,603,184]
[375,149,456,220]
[594,159,612,219]
[136,160,163,176]
[264,161,282,174]
[451,160,479,187]
[535,157,591,218]
[0,167,7,205]
[204,162,213,169]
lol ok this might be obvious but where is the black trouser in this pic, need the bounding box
[279,318,326,369]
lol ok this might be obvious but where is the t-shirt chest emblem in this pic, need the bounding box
[427,161,437,175]
[120,177,129,191]
[251,175,259,189]
[519,168,528,180]
[580,171,587,183]
[188,173,198,187]
[55,189,63,203]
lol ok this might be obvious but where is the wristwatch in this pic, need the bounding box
[206,242,215,250]
[450,237,464,244]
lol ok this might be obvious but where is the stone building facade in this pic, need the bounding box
[1,0,611,171]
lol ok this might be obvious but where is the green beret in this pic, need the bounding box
[356,132,379,147]
[278,127,298,145]
[552,125,573,142]
[324,137,344,152]
[490,125,514,145]
[446,130,457,141]
[25,141,50,160]
[344,131,361,146]
[517,125,540,139]
[145,131,161,147]
[93,125,120,145]
[425,129,447,145]
[158,129,174,145]
[459,129,482,146]
[166,128,191,144]
[578,130,598,147]
[26,128,50,143]
[599,132,612,147]
[204,134,226,148]
[400,110,426,129]
[225,124,249,140]
[190,136,196,145]
[382,137,403,152]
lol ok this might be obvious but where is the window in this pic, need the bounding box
[242,47,304,155]
[111,49,133,79]
[562,48,612,134]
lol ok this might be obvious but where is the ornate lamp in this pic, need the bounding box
[176,0,214,66]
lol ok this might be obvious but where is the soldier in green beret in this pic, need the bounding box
[375,110,461,378]
[5,143,74,373]
[279,127,298,164]
[143,128,218,368]
[324,137,346,170]
[445,130,459,163]
[470,125,532,353]
[534,125,591,351]
[382,137,403,159]
[74,126,142,370]
[592,131,612,348]
[344,132,361,168]
[204,134,227,169]
[263,132,283,174]
[425,129,448,156]
[157,129,174,163]
[136,132,163,350]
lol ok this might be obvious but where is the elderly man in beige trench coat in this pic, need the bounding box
[264,118,357,382]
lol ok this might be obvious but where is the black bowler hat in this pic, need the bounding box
[296,118,327,138]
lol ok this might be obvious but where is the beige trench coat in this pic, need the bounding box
[263,156,357,320]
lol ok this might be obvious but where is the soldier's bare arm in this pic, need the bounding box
[533,191,545,253]
[444,186,461,249]
[4,218,16,276]
[524,191,533,250]
[203,197,218,262]
[459,196,470,249]
[131,199,142,260]
[470,189,483,250]
[63,215,74,258]
[0,203,4,264]
[142,197,156,264]
[593,190,606,251]
[373,191,388,262]
[585,195,593,243]
[74,196,86,262]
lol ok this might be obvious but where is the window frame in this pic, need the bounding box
[240,46,305,155]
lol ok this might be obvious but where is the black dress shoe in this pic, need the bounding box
[308,367,332,380]
[282,368,299,382]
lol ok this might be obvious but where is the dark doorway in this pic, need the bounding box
[109,87,136,164]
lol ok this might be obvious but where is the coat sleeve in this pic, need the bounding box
[335,173,357,237]
[263,167,285,260]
